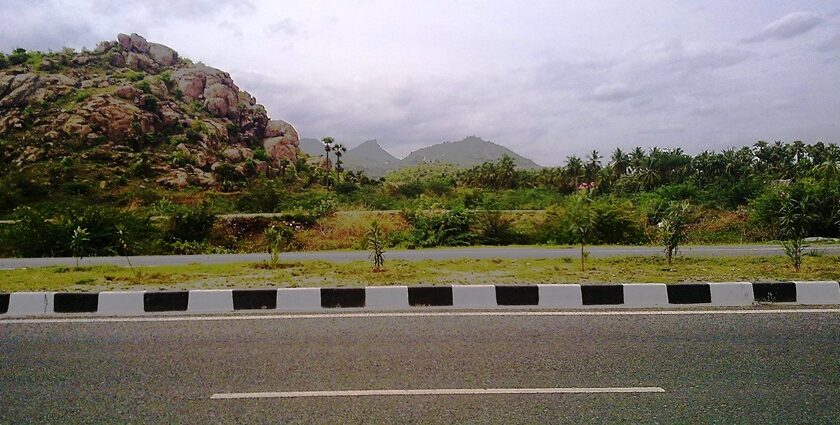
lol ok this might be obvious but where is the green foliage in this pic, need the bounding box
[134,80,152,94]
[140,94,159,112]
[366,220,386,271]
[0,52,8,69]
[0,206,158,257]
[70,226,90,267]
[474,210,519,245]
[74,89,93,103]
[778,192,815,271]
[167,203,217,243]
[265,225,294,267]
[403,207,474,248]
[125,70,146,82]
[253,148,269,161]
[169,150,193,167]
[8,48,29,65]
[657,201,691,265]
[565,191,597,270]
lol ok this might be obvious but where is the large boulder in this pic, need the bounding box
[262,120,300,162]
[0,73,40,108]
[147,43,178,66]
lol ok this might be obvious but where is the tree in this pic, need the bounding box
[321,136,334,187]
[565,155,584,188]
[610,148,629,178]
[366,220,386,271]
[333,143,347,183]
[566,191,597,271]
[70,226,90,268]
[657,201,690,265]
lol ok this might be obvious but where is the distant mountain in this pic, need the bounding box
[299,135,540,177]
[401,136,540,169]
[343,140,401,178]
[299,138,325,157]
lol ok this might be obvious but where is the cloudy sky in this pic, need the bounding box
[2,1,839,165]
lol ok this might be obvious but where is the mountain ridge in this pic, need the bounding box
[299,136,540,177]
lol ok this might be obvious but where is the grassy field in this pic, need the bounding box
[0,255,837,292]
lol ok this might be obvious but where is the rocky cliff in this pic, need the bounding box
[0,33,299,190]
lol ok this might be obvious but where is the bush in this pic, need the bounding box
[474,210,519,245]
[167,203,216,242]
[8,48,28,65]
[0,206,158,257]
[0,53,8,69]
[74,89,92,103]
[403,207,475,248]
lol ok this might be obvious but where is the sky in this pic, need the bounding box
[1,0,839,165]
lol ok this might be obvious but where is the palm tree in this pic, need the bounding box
[585,150,601,182]
[333,143,347,182]
[565,155,584,188]
[321,136,334,187]
[610,148,629,178]
[630,147,646,173]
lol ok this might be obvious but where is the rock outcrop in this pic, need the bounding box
[0,33,300,189]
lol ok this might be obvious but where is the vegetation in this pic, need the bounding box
[2,140,840,259]
[366,220,386,271]
[0,255,837,292]
[264,225,294,267]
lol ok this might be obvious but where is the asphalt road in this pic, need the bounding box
[2,244,839,269]
[1,308,839,423]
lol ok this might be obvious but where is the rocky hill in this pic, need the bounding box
[0,33,300,192]
[402,136,540,169]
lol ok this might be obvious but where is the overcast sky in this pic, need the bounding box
[2,1,839,165]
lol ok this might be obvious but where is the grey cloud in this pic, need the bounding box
[816,33,840,51]
[743,12,824,43]
[590,83,641,102]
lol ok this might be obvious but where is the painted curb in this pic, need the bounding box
[794,281,840,305]
[98,291,145,315]
[1,281,838,317]
[187,290,234,313]
[366,286,409,310]
[453,285,496,308]
[624,284,668,307]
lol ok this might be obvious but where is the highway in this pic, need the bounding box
[2,244,839,269]
[1,308,838,423]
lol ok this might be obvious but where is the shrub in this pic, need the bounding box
[74,89,92,103]
[0,53,8,69]
[366,220,386,271]
[8,48,28,65]
[167,203,216,242]
[403,207,474,248]
[265,225,294,266]
[474,210,518,245]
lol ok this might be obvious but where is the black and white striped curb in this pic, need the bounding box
[1,281,838,317]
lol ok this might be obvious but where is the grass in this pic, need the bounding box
[0,255,838,293]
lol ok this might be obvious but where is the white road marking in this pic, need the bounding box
[210,386,666,399]
[1,308,837,324]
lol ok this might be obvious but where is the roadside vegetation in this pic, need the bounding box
[0,255,837,293]
[1,141,839,264]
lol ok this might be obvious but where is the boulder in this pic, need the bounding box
[126,52,158,73]
[203,82,238,118]
[118,33,150,54]
[262,120,300,162]
[0,73,40,107]
[156,169,189,189]
[147,42,178,66]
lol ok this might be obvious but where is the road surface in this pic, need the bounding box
[1,308,838,423]
[1,244,839,269]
